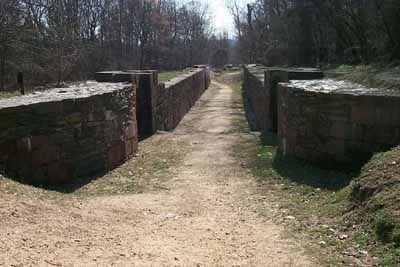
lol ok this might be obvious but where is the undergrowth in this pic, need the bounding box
[325,64,400,90]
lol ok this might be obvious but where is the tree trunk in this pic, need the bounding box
[0,49,5,91]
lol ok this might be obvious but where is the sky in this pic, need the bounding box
[200,0,248,37]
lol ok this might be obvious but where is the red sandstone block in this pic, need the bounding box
[374,103,400,126]
[125,139,134,157]
[47,162,70,184]
[351,103,374,124]
[330,122,351,139]
[107,142,125,170]
[124,123,137,140]
[286,127,297,145]
[0,141,16,161]
[31,135,49,150]
[32,145,61,167]
[294,145,308,158]
[323,139,346,159]
[350,123,364,141]
[16,137,31,152]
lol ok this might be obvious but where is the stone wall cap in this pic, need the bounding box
[124,70,158,73]
[164,68,203,87]
[96,71,127,74]
[0,81,129,110]
[285,78,400,97]
[272,67,322,73]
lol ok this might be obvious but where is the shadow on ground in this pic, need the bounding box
[258,132,357,191]
[0,170,106,194]
[228,75,357,191]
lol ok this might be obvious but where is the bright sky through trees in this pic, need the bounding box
[205,0,235,35]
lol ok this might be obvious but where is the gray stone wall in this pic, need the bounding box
[95,67,211,134]
[155,67,210,131]
[242,65,269,131]
[242,64,323,133]
[278,79,400,167]
[0,82,138,185]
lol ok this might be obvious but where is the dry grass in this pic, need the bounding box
[0,90,24,99]
[159,71,185,83]
[230,74,384,266]
[0,133,189,201]
[325,64,400,90]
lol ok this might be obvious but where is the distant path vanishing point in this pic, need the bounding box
[0,73,314,266]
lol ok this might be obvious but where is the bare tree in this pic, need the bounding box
[0,0,21,90]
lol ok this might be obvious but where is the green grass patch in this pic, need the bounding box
[234,131,352,265]
[159,71,184,83]
[0,135,189,200]
[0,90,24,99]
[325,64,400,90]
[231,79,400,265]
[237,132,400,265]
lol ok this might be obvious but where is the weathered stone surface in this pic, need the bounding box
[242,64,323,133]
[0,82,138,185]
[95,71,136,83]
[277,79,400,167]
[95,67,211,135]
[155,68,210,131]
[242,65,269,131]
[95,70,157,137]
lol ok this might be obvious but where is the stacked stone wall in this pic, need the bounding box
[96,71,158,137]
[155,67,210,131]
[0,83,138,185]
[243,65,323,133]
[242,65,269,131]
[95,67,210,133]
[278,80,400,167]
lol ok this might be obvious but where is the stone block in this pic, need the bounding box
[329,121,352,139]
[107,142,125,170]
[156,67,210,131]
[124,123,137,140]
[31,135,49,150]
[65,112,82,125]
[277,79,400,167]
[0,82,138,186]
[47,162,70,184]
[32,145,60,167]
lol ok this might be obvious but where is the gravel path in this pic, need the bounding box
[0,75,314,266]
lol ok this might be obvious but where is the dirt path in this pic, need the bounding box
[0,75,314,266]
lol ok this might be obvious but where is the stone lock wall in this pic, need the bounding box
[242,65,269,131]
[155,67,210,131]
[0,82,138,185]
[242,65,323,133]
[278,79,400,167]
[95,66,211,134]
[266,68,323,132]
[96,71,158,137]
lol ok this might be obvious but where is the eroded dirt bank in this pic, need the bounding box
[0,73,314,266]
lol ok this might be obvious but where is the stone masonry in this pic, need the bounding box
[278,79,400,167]
[96,70,158,137]
[155,67,210,131]
[95,66,211,133]
[0,81,138,185]
[243,64,323,134]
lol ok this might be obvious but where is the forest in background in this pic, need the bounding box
[228,0,400,67]
[3,0,400,90]
[0,0,232,90]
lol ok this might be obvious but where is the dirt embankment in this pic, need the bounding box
[350,147,400,246]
